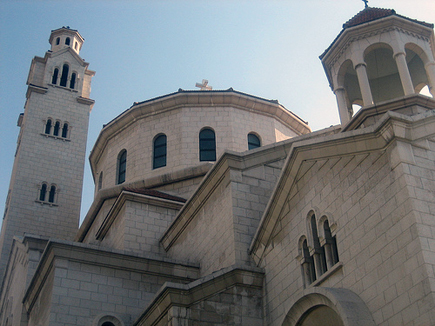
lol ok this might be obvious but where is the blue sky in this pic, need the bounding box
[1,0,434,223]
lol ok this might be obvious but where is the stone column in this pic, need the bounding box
[425,61,435,97]
[355,63,374,106]
[394,51,414,95]
[334,87,350,125]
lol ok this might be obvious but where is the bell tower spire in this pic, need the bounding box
[0,27,95,282]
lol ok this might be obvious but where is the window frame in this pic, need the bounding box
[199,128,216,162]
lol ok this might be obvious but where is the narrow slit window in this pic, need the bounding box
[153,134,167,169]
[45,119,52,135]
[311,215,327,275]
[52,68,59,84]
[39,184,47,201]
[70,73,76,89]
[53,121,60,136]
[199,128,216,161]
[62,123,68,138]
[60,64,69,87]
[56,37,60,45]
[98,172,103,190]
[117,150,127,184]
[48,185,56,203]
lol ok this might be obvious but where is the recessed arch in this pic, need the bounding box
[65,37,70,45]
[93,314,124,326]
[52,68,59,85]
[281,287,375,326]
[337,60,361,120]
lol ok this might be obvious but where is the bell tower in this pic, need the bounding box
[0,27,95,281]
[320,7,435,126]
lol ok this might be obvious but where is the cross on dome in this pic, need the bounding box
[362,0,368,8]
[195,79,212,90]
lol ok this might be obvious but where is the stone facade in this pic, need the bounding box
[1,6,435,326]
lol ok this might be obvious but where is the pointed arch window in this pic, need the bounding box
[53,121,60,136]
[65,37,70,45]
[61,123,69,138]
[117,150,127,184]
[39,184,47,201]
[248,133,261,150]
[52,68,59,84]
[70,73,76,89]
[45,119,52,135]
[60,64,69,87]
[199,128,216,161]
[153,134,167,169]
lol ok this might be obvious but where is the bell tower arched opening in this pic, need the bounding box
[364,44,403,103]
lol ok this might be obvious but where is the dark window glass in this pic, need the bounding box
[248,133,261,150]
[62,123,68,138]
[60,64,69,87]
[45,120,52,134]
[48,185,56,203]
[311,215,327,274]
[70,73,76,89]
[53,121,60,136]
[52,68,59,84]
[117,150,127,184]
[65,37,70,45]
[39,184,47,201]
[153,134,167,169]
[199,128,216,161]
[324,220,339,265]
[56,37,60,45]
[98,172,103,190]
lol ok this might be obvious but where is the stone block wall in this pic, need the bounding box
[262,140,435,325]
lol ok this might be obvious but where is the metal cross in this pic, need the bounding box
[195,79,212,90]
[362,0,368,8]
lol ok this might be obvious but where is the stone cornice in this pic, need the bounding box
[89,90,311,175]
[133,264,264,326]
[249,109,435,265]
[23,239,200,314]
[26,84,48,98]
[342,94,435,131]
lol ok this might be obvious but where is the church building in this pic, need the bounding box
[0,5,435,326]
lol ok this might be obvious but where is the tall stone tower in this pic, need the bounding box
[0,27,95,281]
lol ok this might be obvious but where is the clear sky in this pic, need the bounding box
[1,0,434,224]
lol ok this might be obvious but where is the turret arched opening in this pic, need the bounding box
[363,43,404,103]
[405,44,433,97]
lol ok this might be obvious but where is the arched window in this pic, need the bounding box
[65,37,70,45]
[323,220,339,268]
[102,323,115,326]
[153,134,167,169]
[48,185,56,203]
[56,37,60,45]
[39,184,47,201]
[70,73,76,89]
[45,119,52,135]
[60,64,69,87]
[74,42,78,50]
[61,123,69,138]
[248,133,261,150]
[199,128,216,161]
[302,239,316,285]
[310,214,327,276]
[52,68,59,84]
[53,121,60,136]
[98,172,103,190]
[117,150,127,184]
